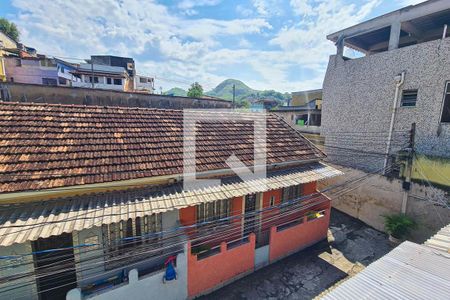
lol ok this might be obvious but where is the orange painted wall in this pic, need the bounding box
[303,181,317,195]
[261,189,282,231]
[187,234,256,297]
[179,206,196,226]
[269,195,331,262]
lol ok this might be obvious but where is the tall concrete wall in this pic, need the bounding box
[322,37,450,171]
[319,165,450,243]
[0,82,231,109]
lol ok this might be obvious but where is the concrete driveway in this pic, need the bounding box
[201,209,392,300]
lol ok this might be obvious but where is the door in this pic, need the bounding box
[33,233,78,300]
[243,194,257,237]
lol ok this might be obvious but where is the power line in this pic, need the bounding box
[0,159,400,297]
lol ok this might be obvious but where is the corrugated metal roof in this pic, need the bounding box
[321,241,450,300]
[424,223,450,254]
[0,163,341,247]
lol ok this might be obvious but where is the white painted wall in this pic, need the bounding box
[0,242,38,300]
[73,227,105,287]
[67,249,188,300]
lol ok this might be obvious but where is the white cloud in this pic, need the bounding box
[290,0,315,16]
[251,0,284,17]
[400,0,425,6]
[177,0,221,10]
[236,5,253,17]
[9,0,382,93]
[238,38,252,48]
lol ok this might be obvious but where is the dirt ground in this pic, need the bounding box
[201,209,392,300]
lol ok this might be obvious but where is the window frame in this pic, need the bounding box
[269,196,276,207]
[101,214,162,270]
[196,199,232,224]
[281,184,302,203]
[400,89,418,107]
[440,82,450,123]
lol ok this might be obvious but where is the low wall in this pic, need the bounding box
[66,251,188,300]
[0,82,231,109]
[269,201,331,262]
[187,234,255,298]
[319,165,450,243]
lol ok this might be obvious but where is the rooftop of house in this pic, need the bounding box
[327,0,450,54]
[322,223,450,299]
[292,89,322,97]
[0,102,323,194]
[74,63,128,76]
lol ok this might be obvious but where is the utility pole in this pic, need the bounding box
[401,122,415,213]
[232,84,236,109]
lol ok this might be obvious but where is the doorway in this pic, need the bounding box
[32,233,78,300]
[243,193,257,237]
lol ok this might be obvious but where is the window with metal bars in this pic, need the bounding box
[281,184,302,203]
[196,199,232,224]
[400,90,418,107]
[101,214,162,270]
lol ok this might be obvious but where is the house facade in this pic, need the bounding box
[0,102,340,300]
[71,63,130,91]
[272,89,322,135]
[3,55,80,87]
[322,0,450,185]
[88,55,154,93]
[0,31,18,82]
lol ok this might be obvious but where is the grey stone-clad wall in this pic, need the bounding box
[322,37,450,171]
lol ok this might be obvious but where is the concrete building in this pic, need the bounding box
[0,102,340,300]
[4,55,59,85]
[88,55,154,93]
[71,63,130,91]
[322,0,450,179]
[0,31,18,82]
[134,75,154,92]
[320,0,450,244]
[3,55,80,87]
[272,89,322,135]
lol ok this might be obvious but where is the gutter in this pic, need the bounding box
[0,158,321,204]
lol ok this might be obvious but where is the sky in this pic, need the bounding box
[0,0,424,92]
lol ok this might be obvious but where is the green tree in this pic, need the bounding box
[187,82,203,98]
[0,18,19,41]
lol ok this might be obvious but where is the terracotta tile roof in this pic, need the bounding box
[0,102,323,193]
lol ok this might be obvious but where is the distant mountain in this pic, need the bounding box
[164,87,187,97]
[206,79,255,101]
[206,79,291,105]
[163,79,291,106]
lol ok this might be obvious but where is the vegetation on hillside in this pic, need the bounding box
[206,79,291,106]
[164,87,187,97]
[164,79,291,106]
[0,18,19,41]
